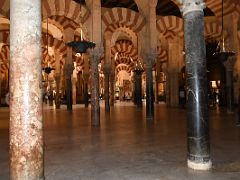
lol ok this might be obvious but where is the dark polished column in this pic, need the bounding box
[65,64,74,111]
[181,0,211,170]
[134,70,143,107]
[10,0,44,179]
[145,52,156,120]
[104,67,110,112]
[83,73,89,108]
[110,71,115,106]
[224,58,235,113]
[89,48,102,126]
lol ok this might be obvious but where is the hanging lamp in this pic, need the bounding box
[213,0,235,62]
[43,16,55,74]
[67,0,96,54]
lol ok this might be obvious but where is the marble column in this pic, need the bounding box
[89,48,102,126]
[104,67,110,112]
[134,70,143,107]
[10,0,44,179]
[145,51,156,120]
[180,0,211,170]
[64,28,74,111]
[64,64,74,111]
[110,71,115,106]
[167,41,180,107]
[224,57,236,113]
[83,73,89,108]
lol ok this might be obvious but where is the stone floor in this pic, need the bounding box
[0,102,240,180]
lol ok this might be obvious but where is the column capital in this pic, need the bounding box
[177,0,205,16]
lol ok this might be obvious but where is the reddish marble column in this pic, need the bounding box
[10,0,44,179]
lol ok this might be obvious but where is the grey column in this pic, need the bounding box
[145,52,156,120]
[104,67,110,112]
[10,0,44,179]
[180,0,211,170]
[64,64,74,111]
[89,48,102,126]
[224,58,235,113]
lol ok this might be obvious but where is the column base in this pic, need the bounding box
[187,160,212,170]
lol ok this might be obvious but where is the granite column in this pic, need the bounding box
[134,70,143,107]
[89,48,102,126]
[10,0,44,179]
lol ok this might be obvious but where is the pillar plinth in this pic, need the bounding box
[10,0,44,179]
[89,48,102,126]
[181,0,211,170]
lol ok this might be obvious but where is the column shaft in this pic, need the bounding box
[183,6,211,170]
[135,71,143,107]
[110,73,115,106]
[10,0,44,179]
[226,70,234,112]
[104,70,110,112]
[90,51,101,126]
[146,66,154,119]
[65,64,73,111]
[83,75,89,108]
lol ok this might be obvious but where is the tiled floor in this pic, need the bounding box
[0,102,240,179]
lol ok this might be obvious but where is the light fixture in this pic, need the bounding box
[213,0,235,62]
[133,59,144,74]
[67,0,96,54]
[43,16,55,74]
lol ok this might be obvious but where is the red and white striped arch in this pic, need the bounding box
[102,8,145,34]
[0,45,9,73]
[156,46,168,62]
[115,64,132,74]
[111,39,138,62]
[204,22,227,40]
[42,0,90,25]
[0,31,9,44]
[157,16,183,39]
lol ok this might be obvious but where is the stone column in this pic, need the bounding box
[179,0,211,170]
[104,67,110,112]
[64,64,74,111]
[134,70,143,107]
[64,27,74,111]
[89,48,102,126]
[55,74,61,109]
[145,51,156,120]
[110,71,115,106]
[224,57,236,113]
[167,41,180,107]
[72,77,77,105]
[83,73,89,108]
[10,0,44,179]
